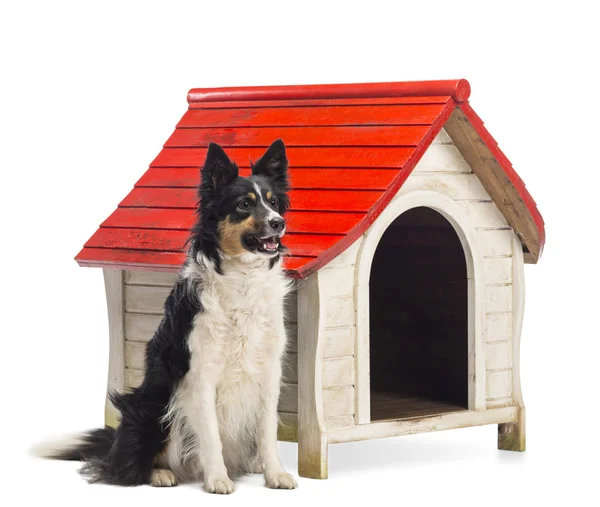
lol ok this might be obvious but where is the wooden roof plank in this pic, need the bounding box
[102,208,365,235]
[136,168,399,191]
[165,125,430,148]
[151,147,414,168]
[84,227,341,258]
[75,247,186,270]
[121,187,384,212]
[75,246,308,275]
[177,104,445,128]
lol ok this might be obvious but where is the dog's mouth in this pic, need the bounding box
[244,235,281,254]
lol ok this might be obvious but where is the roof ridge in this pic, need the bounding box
[187,80,471,105]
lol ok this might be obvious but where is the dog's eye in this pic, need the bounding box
[270,197,278,207]
[239,199,252,210]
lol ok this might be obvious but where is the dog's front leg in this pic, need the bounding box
[259,359,298,489]
[188,377,234,494]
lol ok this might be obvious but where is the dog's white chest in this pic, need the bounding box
[207,272,285,398]
[168,260,289,474]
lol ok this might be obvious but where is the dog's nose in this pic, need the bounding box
[269,218,285,233]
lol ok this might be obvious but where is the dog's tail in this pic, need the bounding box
[31,427,116,462]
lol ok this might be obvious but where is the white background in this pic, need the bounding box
[1,1,598,505]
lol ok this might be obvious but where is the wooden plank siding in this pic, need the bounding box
[121,271,306,438]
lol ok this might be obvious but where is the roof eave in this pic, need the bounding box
[444,103,545,263]
[74,251,304,277]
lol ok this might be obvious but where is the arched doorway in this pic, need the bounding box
[369,206,469,421]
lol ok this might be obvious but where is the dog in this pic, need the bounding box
[36,139,298,494]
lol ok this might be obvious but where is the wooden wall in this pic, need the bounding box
[120,270,304,439]
[283,242,363,435]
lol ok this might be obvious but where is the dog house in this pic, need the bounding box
[76,80,545,479]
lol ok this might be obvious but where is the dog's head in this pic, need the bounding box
[189,139,290,271]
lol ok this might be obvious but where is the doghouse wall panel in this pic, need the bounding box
[122,271,179,391]
[122,270,302,426]
[400,130,515,409]
[317,241,362,429]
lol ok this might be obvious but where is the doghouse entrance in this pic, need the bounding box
[369,207,469,421]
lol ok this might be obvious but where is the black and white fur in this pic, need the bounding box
[36,139,297,493]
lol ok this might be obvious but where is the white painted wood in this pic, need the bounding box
[103,269,125,428]
[400,173,490,201]
[413,144,472,173]
[486,397,513,409]
[323,327,355,358]
[124,270,178,287]
[325,296,354,328]
[323,386,355,418]
[354,190,487,424]
[459,201,510,229]
[486,341,513,370]
[354,238,371,425]
[483,257,513,284]
[478,229,514,257]
[486,285,513,313]
[124,285,171,314]
[325,415,355,429]
[125,367,144,389]
[466,271,484,412]
[125,340,146,370]
[297,273,328,478]
[511,233,526,408]
[323,356,354,388]
[318,267,355,297]
[487,370,512,400]
[486,312,513,342]
[277,412,358,434]
[328,407,518,444]
[324,240,362,269]
[124,313,162,342]
[432,128,452,144]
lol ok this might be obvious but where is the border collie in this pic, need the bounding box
[37,139,298,494]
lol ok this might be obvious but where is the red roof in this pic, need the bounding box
[76,79,545,278]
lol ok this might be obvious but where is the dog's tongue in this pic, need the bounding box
[263,237,278,251]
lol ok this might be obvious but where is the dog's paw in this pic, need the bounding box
[265,470,298,490]
[150,469,178,487]
[204,474,235,495]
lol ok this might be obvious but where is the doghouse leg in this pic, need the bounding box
[298,421,328,480]
[103,268,126,430]
[297,273,328,479]
[498,407,526,451]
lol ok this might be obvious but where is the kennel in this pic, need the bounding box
[76,79,544,479]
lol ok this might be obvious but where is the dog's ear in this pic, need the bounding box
[251,139,289,189]
[201,143,238,191]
